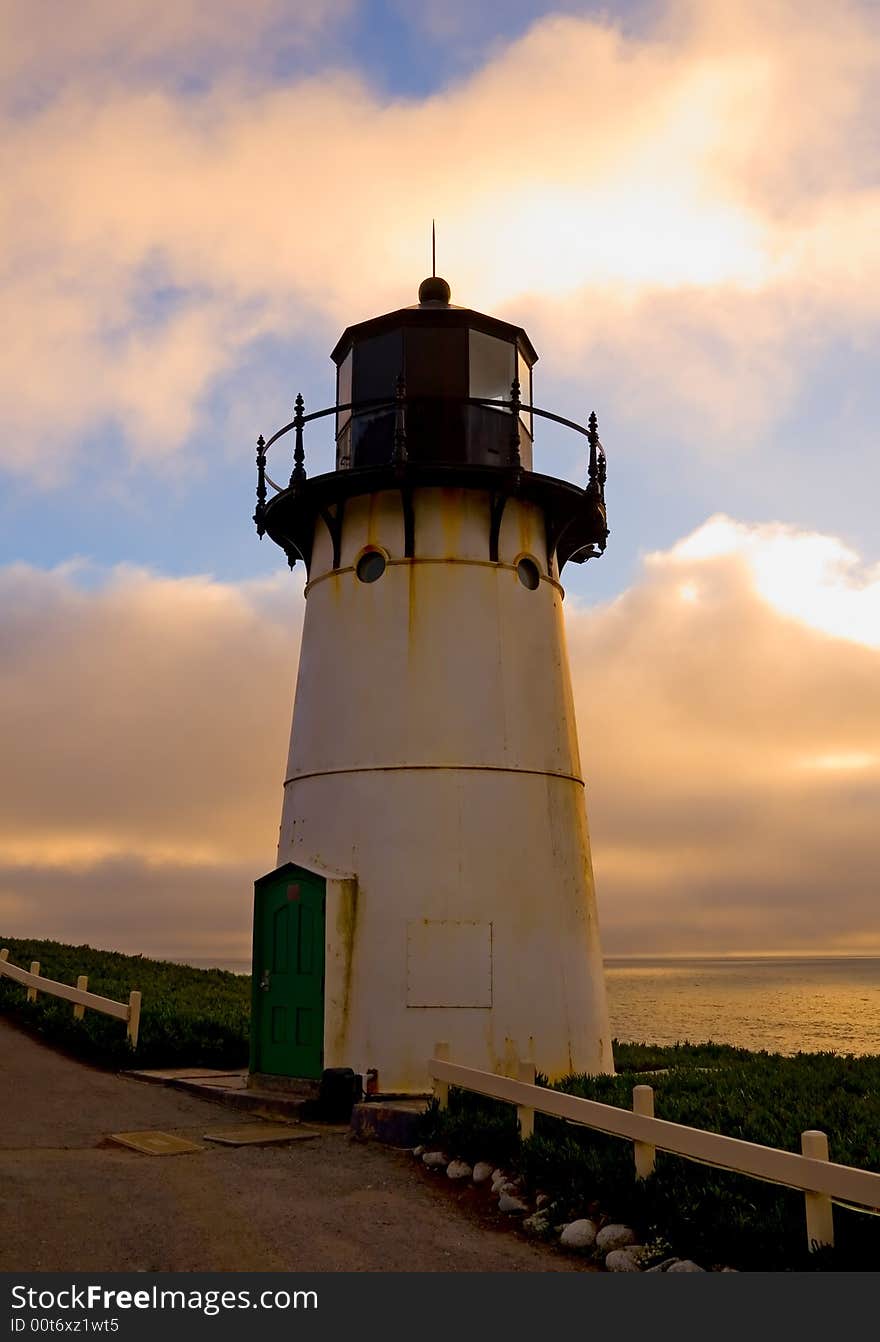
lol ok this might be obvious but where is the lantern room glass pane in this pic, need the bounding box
[336,348,352,436]
[469,329,515,408]
[406,326,467,397]
[355,328,404,401]
[517,348,532,437]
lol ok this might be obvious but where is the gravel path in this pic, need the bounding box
[0,1018,581,1272]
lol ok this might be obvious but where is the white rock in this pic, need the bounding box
[645,1258,679,1273]
[412,1145,425,1158]
[605,1249,644,1272]
[523,1212,551,1235]
[422,1150,447,1169]
[446,1160,472,1180]
[560,1219,597,1250]
[498,1193,529,1214]
[491,1168,506,1187]
[472,1162,494,1185]
[596,1224,638,1254]
[497,1179,522,1197]
[666,1259,705,1272]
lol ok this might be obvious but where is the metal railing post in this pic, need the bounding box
[254,435,266,536]
[290,394,306,489]
[509,378,522,467]
[393,374,408,465]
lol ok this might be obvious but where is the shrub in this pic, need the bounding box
[417,1041,880,1271]
[0,936,250,1069]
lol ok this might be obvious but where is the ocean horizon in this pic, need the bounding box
[172,953,880,1057]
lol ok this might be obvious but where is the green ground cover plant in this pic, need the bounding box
[0,936,250,1069]
[417,1042,880,1272]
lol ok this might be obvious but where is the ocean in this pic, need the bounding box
[180,954,880,1057]
[605,956,880,1057]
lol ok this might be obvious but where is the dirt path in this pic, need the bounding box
[0,1018,579,1272]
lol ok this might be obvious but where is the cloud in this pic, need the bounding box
[570,515,880,953]
[2,0,879,474]
[1,515,878,958]
[0,0,350,101]
[0,560,300,896]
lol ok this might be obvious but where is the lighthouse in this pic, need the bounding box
[250,274,614,1094]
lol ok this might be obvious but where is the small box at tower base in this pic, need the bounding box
[249,273,614,1096]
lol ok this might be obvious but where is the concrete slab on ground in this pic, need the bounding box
[181,1074,249,1090]
[126,1068,244,1084]
[107,1131,205,1156]
[128,1063,323,1121]
[351,1098,426,1146]
[202,1122,317,1147]
[168,1075,316,1119]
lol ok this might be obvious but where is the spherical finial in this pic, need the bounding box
[418,275,451,304]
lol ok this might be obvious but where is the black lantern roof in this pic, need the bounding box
[330,291,538,366]
[252,277,608,576]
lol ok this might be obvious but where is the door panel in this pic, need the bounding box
[251,865,326,1079]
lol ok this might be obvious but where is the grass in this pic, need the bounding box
[417,1041,880,1272]
[0,936,250,1069]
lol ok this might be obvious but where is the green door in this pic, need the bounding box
[251,864,326,1079]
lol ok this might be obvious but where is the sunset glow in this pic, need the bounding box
[1,0,878,959]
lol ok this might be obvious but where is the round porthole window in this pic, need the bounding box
[516,557,540,590]
[356,550,387,584]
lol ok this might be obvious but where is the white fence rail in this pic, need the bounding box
[429,1043,880,1252]
[0,949,141,1048]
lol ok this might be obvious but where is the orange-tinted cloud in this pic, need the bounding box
[0,562,300,954]
[1,516,878,957]
[571,516,880,953]
[2,0,878,472]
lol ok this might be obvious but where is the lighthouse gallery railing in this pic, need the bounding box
[253,390,607,521]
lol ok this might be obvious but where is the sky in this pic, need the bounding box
[1,0,878,961]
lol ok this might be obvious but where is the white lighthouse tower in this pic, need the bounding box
[250,275,613,1094]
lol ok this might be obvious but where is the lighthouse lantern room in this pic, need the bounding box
[250,275,613,1094]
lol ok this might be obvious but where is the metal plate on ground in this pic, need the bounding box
[108,1130,205,1156]
[202,1123,317,1147]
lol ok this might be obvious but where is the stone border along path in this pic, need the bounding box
[414,1149,734,1272]
[0,1018,583,1272]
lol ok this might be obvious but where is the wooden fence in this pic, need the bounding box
[429,1043,880,1252]
[0,949,141,1048]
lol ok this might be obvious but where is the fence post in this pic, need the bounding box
[433,1040,450,1110]
[73,975,88,1020]
[801,1130,834,1250]
[633,1084,656,1179]
[517,1059,536,1139]
[0,948,8,962]
[127,991,142,1049]
[27,961,40,1003]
